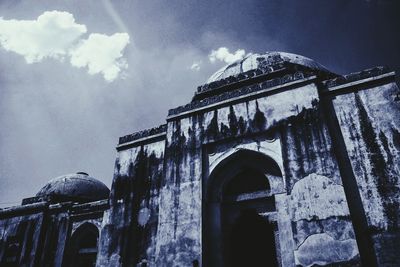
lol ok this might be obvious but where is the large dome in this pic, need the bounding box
[36,172,110,202]
[207,51,330,84]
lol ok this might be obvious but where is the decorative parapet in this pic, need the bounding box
[324,66,392,88]
[168,71,311,117]
[71,199,109,214]
[195,56,336,101]
[0,201,48,218]
[118,124,167,145]
[196,62,287,97]
[22,195,52,205]
[0,199,110,219]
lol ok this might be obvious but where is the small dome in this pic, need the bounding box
[36,172,110,202]
[207,51,330,84]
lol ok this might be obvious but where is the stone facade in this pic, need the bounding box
[1,52,399,266]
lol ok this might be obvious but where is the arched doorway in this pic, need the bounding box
[204,149,283,267]
[65,223,99,267]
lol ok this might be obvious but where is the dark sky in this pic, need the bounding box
[0,0,399,207]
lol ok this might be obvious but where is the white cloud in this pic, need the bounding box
[209,47,245,64]
[190,61,201,71]
[0,11,86,63]
[0,11,130,82]
[70,33,129,82]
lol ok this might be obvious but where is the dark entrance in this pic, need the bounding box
[64,223,99,267]
[204,150,282,267]
[228,209,278,267]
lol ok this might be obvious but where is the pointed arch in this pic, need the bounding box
[64,222,99,267]
[203,148,284,267]
[206,148,284,203]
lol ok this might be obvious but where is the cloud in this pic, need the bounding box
[70,33,129,82]
[209,47,245,64]
[0,10,129,82]
[0,11,86,63]
[190,61,201,71]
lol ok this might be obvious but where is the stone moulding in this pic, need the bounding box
[0,201,48,218]
[0,199,109,219]
[195,56,336,98]
[22,195,53,205]
[70,199,109,214]
[324,71,396,96]
[195,62,287,96]
[323,66,392,89]
[168,72,313,119]
[169,67,394,120]
[118,124,167,147]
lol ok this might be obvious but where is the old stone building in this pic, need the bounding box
[1,52,399,266]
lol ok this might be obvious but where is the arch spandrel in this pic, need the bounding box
[208,138,284,177]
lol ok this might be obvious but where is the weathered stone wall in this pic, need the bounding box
[97,140,165,266]
[99,75,400,266]
[39,211,70,267]
[156,116,202,266]
[0,213,44,266]
[156,81,359,266]
[277,95,360,266]
[332,82,400,266]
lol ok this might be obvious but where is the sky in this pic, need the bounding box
[0,0,399,207]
